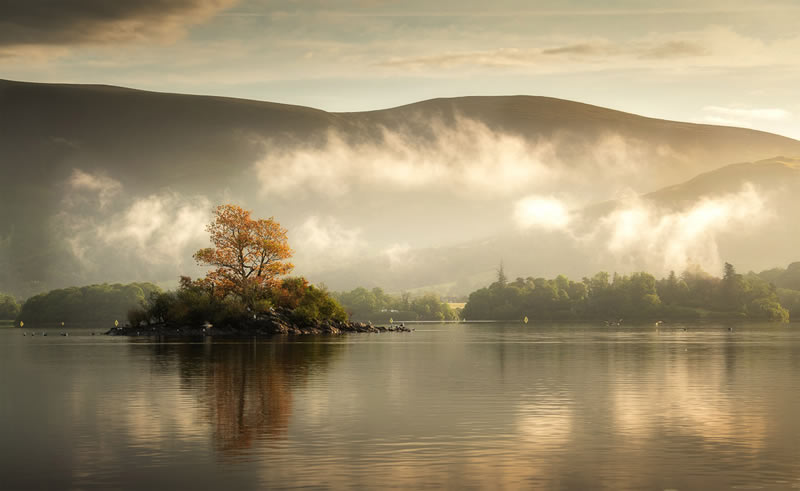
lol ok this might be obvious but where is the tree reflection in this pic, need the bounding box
[146,339,342,456]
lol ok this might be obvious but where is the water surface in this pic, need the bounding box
[2,323,799,490]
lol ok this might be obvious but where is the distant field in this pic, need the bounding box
[448,303,466,310]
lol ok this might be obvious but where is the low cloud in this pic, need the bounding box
[599,186,768,273]
[0,0,238,48]
[59,175,212,274]
[513,196,572,231]
[97,193,211,264]
[66,169,122,209]
[255,116,675,201]
[256,116,557,197]
[516,184,772,276]
[292,216,367,272]
[383,243,413,271]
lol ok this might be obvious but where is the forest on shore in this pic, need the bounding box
[332,288,457,322]
[4,261,800,325]
[461,263,800,322]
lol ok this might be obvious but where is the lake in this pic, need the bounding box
[1,323,799,490]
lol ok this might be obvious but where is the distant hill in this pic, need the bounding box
[1,79,800,298]
[314,157,800,296]
[3,79,799,188]
[585,156,800,216]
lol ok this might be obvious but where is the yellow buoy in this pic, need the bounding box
[523,316,529,324]
[19,321,24,328]
[114,320,119,327]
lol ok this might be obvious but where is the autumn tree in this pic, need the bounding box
[194,204,293,304]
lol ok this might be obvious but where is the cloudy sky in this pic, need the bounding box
[2,0,800,138]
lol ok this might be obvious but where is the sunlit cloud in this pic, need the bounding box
[513,183,774,276]
[254,116,689,202]
[292,216,367,272]
[59,174,212,272]
[66,169,123,209]
[254,117,558,198]
[593,184,770,275]
[513,196,571,231]
[97,193,211,264]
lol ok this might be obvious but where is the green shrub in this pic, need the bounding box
[254,298,273,315]
[746,298,789,322]
[210,296,249,327]
[290,284,347,325]
[125,276,346,328]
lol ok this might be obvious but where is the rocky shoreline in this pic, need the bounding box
[106,309,413,337]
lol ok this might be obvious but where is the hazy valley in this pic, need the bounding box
[2,79,799,298]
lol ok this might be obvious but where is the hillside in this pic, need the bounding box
[585,157,800,216]
[4,79,799,188]
[1,79,800,298]
[315,157,800,295]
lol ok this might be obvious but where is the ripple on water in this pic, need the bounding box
[1,323,799,489]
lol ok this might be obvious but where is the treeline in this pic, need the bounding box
[333,287,457,322]
[0,293,20,320]
[16,283,161,324]
[462,263,793,322]
[128,277,347,328]
[757,262,800,319]
[758,262,800,290]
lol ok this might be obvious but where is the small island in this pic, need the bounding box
[111,204,411,337]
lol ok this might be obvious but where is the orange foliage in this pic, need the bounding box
[193,204,293,301]
[272,277,310,310]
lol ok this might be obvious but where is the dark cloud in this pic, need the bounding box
[0,0,238,47]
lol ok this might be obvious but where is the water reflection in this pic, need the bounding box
[144,340,342,456]
[155,328,800,489]
[2,325,800,490]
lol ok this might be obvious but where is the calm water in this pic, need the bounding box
[1,323,800,490]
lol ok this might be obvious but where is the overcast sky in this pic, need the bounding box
[2,0,799,138]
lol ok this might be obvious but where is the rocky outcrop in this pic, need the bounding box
[106,309,412,337]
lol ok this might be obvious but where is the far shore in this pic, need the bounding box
[6,318,795,332]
